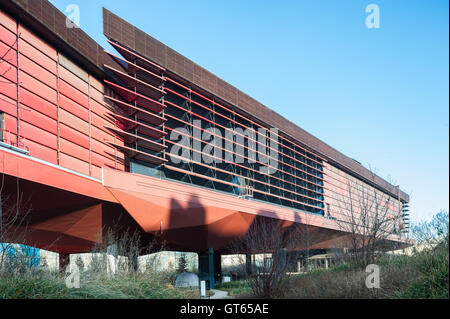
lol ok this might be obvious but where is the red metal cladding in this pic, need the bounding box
[90,98,110,118]
[108,111,166,139]
[19,86,57,119]
[20,120,57,150]
[59,108,89,135]
[23,139,58,164]
[90,137,117,158]
[104,49,165,85]
[104,64,165,99]
[0,39,17,67]
[0,11,126,179]
[91,150,119,169]
[0,148,115,200]
[0,62,17,84]
[60,153,90,175]
[19,70,57,105]
[60,138,90,163]
[0,93,17,116]
[90,111,116,135]
[58,79,89,109]
[105,80,166,113]
[0,28,17,85]
[19,53,57,90]
[26,203,104,254]
[0,81,17,101]
[0,24,17,49]
[0,9,16,32]
[106,39,166,72]
[1,113,17,135]
[59,93,89,123]
[19,39,56,74]
[102,168,343,251]
[59,123,90,149]
[19,103,57,135]
[106,126,166,152]
[58,66,88,95]
[105,95,166,126]
[107,142,166,166]
[19,24,57,61]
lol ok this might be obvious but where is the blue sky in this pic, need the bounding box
[50,0,449,223]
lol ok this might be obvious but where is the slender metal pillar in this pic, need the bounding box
[198,247,215,289]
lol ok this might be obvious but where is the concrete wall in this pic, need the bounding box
[39,249,198,273]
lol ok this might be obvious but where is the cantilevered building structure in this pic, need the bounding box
[0,0,410,286]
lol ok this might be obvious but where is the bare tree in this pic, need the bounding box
[86,216,165,278]
[0,173,34,275]
[334,172,402,266]
[176,253,188,274]
[87,225,142,277]
[228,216,310,298]
[411,210,449,250]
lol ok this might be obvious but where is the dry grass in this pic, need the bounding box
[285,262,417,299]
[0,270,200,299]
[0,225,200,299]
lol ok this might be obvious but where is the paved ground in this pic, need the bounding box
[208,289,234,299]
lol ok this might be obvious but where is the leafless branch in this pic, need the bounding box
[228,216,317,298]
[334,171,402,266]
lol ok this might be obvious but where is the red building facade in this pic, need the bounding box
[0,0,410,278]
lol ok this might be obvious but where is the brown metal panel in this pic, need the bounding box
[200,67,217,95]
[41,0,54,29]
[151,36,166,67]
[134,28,146,55]
[193,63,202,84]
[121,19,135,50]
[166,47,182,77]
[184,58,194,83]
[27,0,41,19]
[7,0,122,81]
[12,0,28,10]
[217,78,237,106]
[53,7,67,40]
[103,7,121,46]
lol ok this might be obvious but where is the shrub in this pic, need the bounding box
[0,274,72,299]
[284,261,417,299]
[0,270,199,299]
[399,243,449,299]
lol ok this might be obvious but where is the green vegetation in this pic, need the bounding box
[0,222,202,299]
[215,281,252,297]
[398,241,449,299]
[1,212,447,299]
[215,243,448,299]
[284,256,418,299]
[0,270,199,299]
[215,211,449,299]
